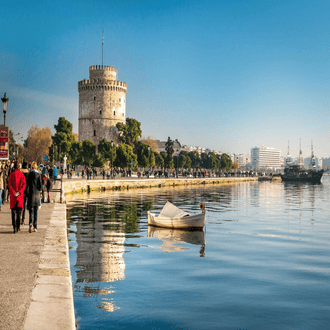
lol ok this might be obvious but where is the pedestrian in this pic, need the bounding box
[8,161,26,233]
[26,161,42,233]
[52,165,58,184]
[20,161,29,225]
[0,161,5,211]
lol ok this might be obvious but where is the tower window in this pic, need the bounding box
[94,130,96,136]
[100,110,102,115]
[94,96,96,101]
[113,111,116,116]
[119,98,121,102]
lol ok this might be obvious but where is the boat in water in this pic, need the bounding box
[281,141,323,183]
[147,201,206,229]
[281,164,323,183]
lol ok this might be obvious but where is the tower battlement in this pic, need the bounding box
[89,65,117,80]
[78,79,127,93]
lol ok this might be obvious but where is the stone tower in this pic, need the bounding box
[78,65,127,146]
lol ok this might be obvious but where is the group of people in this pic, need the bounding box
[0,160,58,234]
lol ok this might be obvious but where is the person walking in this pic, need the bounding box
[0,161,5,211]
[20,161,29,225]
[8,161,26,233]
[26,161,42,233]
[52,165,58,184]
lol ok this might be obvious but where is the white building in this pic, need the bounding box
[251,146,282,171]
[232,154,251,169]
[322,158,330,170]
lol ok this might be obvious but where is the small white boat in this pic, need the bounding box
[147,201,206,229]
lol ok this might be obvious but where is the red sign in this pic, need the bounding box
[0,126,9,160]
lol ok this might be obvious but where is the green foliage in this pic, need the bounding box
[220,153,232,169]
[188,151,200,167]
[70,141,83,165]
[179,151,192,169]
[54,117,74,136]
[98,139,117,165]
[154,152,164,167]
[92,153,106,167]
[209,152,220,169]
[81,140,97,166]
[160,151,167,163]
[165,137,174,168]
[114,144,138,168]
[136,142,155,168]
[116,118,142,146]
[52,117,76,162]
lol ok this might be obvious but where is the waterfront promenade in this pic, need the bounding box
[0,176,257,330]
[0,183,75,330]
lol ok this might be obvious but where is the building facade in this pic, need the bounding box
[251,146,281,171]
[78,65,127,146]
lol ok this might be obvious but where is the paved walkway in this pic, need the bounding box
[0,183,75,330]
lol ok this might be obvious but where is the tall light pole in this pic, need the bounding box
[1,93,9,126]
[148,146,150,178]
[176,149,179,177]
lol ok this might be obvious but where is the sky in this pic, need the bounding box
[1,0,330,158]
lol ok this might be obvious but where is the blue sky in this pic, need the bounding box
[1,0,330,157]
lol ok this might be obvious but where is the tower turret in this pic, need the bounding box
[78,65,127,146]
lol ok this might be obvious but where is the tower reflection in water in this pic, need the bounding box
[72,199,127,312]
[68,190,208,314]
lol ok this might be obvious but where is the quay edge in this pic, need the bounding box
[59,177,259,202]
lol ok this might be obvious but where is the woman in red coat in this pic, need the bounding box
[8,161,26,233]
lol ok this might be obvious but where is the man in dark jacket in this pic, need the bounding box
[27,161,42,233]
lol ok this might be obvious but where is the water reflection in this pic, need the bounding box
[67,179,330,329]
[147,226,206,256]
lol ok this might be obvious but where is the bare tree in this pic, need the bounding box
[26,125,52,164]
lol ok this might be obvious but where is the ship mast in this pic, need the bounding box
[298,138,303,166]
[311,140,315,167]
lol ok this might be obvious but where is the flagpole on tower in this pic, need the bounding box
[102,28,104,66]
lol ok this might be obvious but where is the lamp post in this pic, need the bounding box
[148,146,150,178]
[176,149,179,178]
[1,93,9,126]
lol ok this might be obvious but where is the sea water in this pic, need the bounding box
[67,177,330,329]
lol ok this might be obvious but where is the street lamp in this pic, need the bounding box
[176,149,179,177]
[1,93,9,126]
[148,146,150,178]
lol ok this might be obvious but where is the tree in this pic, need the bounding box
[136,142,155,168]
[188,151,200,168]
[179,151,192,169]
[98,139,117,166]
[220,153,232,169]
[80,140,97,166]
[70,141,83,165]
[116,118,142,146]
[140,136,159,152]
[114,144,138,168]
[209,152,220,169]
[26,125,52,164]
[51,117,76,162]
[154,152,164,167]
[165,137,174,168]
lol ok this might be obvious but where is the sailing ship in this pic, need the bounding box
[281,141,323,183]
